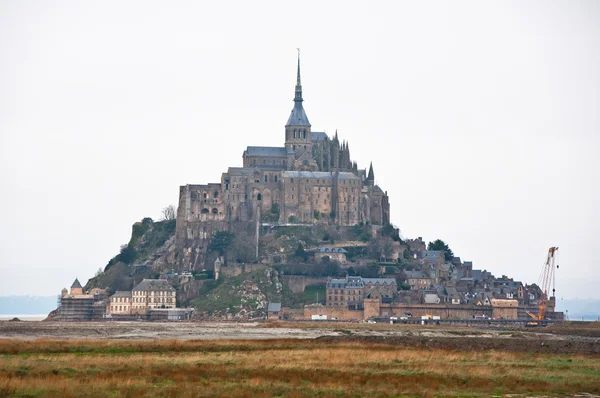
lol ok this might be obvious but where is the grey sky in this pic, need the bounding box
[1,1,598,299]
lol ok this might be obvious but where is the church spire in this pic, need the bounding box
[295,49,303,102]
[286,49,310,127]
[367,162,375,182]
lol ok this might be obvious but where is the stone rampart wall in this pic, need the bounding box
[283,275,328,293]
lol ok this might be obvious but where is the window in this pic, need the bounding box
[274,175,278,183]
[257,193,262,201]
[213,191,218,198]
[264,175,268,183]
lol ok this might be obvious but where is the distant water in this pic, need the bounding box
[0,314,47,321]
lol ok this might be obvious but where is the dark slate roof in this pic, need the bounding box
[267,303,281,312]
[282,171,360,180]
[311,131,328,141]
[112,291,132,298]
[423,250,443,259]
[286,101,311,126]
[316,247,348,254]
[132,279,175,292]
[405,271,429,279]
[327,277,364,289]
[244,146,287,158]
[71,278,82,288]
[362,278,397,286]
[227,167,253,176]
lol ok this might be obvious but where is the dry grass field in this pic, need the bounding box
[0,339,599,397]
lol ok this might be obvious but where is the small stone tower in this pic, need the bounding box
[70,278,83,296]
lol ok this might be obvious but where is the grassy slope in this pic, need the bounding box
[1,339,598,397]
[192,268,285,315]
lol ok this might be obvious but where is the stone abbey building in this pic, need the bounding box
[176,56,390,249]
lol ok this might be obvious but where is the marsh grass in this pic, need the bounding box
[0,339,598,397]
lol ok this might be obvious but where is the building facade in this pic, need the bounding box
[326,276,397,309]
[131,279,177,313]
[108,279,177,315]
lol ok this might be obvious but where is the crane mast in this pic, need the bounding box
[527,247,558,323]
[538,247,558,320]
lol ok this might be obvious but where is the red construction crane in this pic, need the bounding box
[527,247,559,325]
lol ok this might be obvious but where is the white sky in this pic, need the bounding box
[1,1,598,299]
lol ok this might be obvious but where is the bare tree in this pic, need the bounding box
[161,204,176,221]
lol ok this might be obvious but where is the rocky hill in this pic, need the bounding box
[85,218,178,294]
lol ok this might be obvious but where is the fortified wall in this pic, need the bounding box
[297,300,542,322]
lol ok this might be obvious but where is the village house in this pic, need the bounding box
[327,276,364,308]
[326,276,396,309]
[267,302,282,320]
[110,291,132,314]
[131,279,177,314]
[405,270,433,290]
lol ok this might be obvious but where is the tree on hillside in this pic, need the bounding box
[295,243,308,261]
[232,233,256,263]
[209,231,235,256]
[119,245,137,264]
[427,239,454,261]
[380,223,402,242]
[161,205,176,221]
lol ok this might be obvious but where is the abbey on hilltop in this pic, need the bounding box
[176,55,390,243]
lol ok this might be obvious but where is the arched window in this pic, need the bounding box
[257,193,262,201]
[203,192,207,199]
[201,208,209,214]
[213,191,218,198]
[212,208,218,214]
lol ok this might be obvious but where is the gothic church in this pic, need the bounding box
[176,55,390,244]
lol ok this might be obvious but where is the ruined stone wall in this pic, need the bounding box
[283,275,327,293]
[219,263,268,278]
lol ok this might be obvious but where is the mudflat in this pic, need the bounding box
[1,320,599,354]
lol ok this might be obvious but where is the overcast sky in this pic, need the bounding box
[1,1,598,300]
